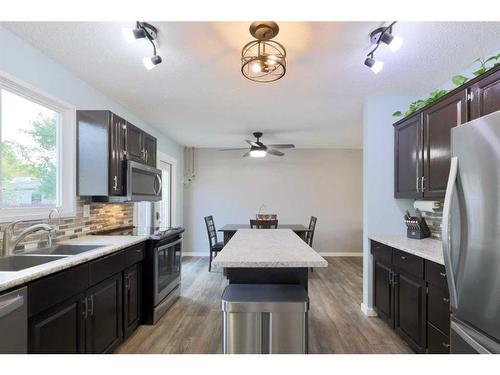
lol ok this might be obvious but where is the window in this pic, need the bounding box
[0,76,75,221]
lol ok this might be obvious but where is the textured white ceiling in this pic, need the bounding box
[3,21,500,148]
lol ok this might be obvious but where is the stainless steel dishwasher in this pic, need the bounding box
[0,286,28,353]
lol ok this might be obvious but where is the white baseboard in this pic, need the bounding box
[360,303,378,317]
[318,252,363,257]
[182,252,209,257]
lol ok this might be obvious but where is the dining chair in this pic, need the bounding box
[249,219,278,229]
[204,215,223,272]
[305,216,317,247]
[305,216,317,272]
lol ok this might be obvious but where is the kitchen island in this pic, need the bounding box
[212,229,327,290]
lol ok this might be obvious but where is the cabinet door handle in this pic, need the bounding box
[82,298,88,319]
[388,271,392,285]
[442,342,450,349]
[145,150,148,163]
[443,297,450,303]
[440,272,447,277]
[88,295,94,317]
[416,177,420,192]
[113,175,118,190]
[125,275,130,290]
[400,255,407,260]
[421,176,426,192]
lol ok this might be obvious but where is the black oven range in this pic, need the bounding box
[93,226,184,325]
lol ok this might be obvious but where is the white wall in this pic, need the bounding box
[183,148,363,255]
[0,26,184,225]
[362,96,416,314]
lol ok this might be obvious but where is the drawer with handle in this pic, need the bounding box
[124,243,145,268]
[427,284,450,334]
[393,249,424,279]
[370,241,392,266]
[427,322,450,354]
[425,260,448,290]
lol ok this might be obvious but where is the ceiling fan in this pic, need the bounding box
[219,132,295,157]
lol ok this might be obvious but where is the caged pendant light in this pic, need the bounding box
[241,22,286,83]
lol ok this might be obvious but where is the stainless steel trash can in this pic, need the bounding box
[221,284,309,354]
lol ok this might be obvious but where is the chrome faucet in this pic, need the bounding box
[1,220,55,257]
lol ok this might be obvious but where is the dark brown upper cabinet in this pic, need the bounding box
[469,68,500,120]
[393,65,500,199]
[110,113,126,196]
[422,91,467,197]
[125,122,157,167]
[78,110,157,199]
[125,122,144,163]
[143,133,157,167]
[77,110,126,197]
[394,114,423,199]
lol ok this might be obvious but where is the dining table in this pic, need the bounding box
[218,224,311,245]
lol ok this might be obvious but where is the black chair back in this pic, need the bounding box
[305,216,317,247]
[204,216,218,250]
[250,219,278,229]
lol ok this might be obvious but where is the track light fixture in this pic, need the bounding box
[122,21,162,70]
[364,21,403,74]
[364,55,384,74]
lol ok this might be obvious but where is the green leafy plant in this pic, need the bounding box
[393,52,500,118]
[451,75,468,86]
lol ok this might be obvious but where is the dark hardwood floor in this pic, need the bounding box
[116,256,412,354]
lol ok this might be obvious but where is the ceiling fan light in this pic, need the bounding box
[143,55,162,70]
[250,150,266,158]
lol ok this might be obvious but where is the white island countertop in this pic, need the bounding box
[0,235,149,293]
[212,229,328,269]
[369,235,444,265]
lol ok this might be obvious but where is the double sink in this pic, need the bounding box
[0,244,105,272]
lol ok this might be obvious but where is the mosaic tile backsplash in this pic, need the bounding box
[0,198,133,253]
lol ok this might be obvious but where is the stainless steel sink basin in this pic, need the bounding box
[0,255,67,272]
[29,244,105,255]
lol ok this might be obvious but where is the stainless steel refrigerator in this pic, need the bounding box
[443,109,500,354]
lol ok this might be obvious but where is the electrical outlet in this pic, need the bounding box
[83,204,90,218]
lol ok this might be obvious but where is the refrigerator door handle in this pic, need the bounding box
[442,156,459,310]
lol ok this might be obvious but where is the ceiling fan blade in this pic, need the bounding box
[219,148,250,151]
[266,148,285,156]
[267,144,295,149]
[246,140,260,147]
[242,151,251,157]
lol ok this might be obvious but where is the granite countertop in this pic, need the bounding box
[369,235,444,265]
[0,235,149,293]
[212,229,328,269]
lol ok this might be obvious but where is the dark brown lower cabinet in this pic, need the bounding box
[394,272,426,353]
[373,261,394,326]
[28,243,145,353]
[371,241,450,354]
[123,263,142,338]
[29,294,86,354]
[427,322,450,353]
[85,274,123,354]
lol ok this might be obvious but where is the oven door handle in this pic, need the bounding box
[156,238,183,252]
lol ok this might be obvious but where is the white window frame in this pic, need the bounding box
[0,72,76,222]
